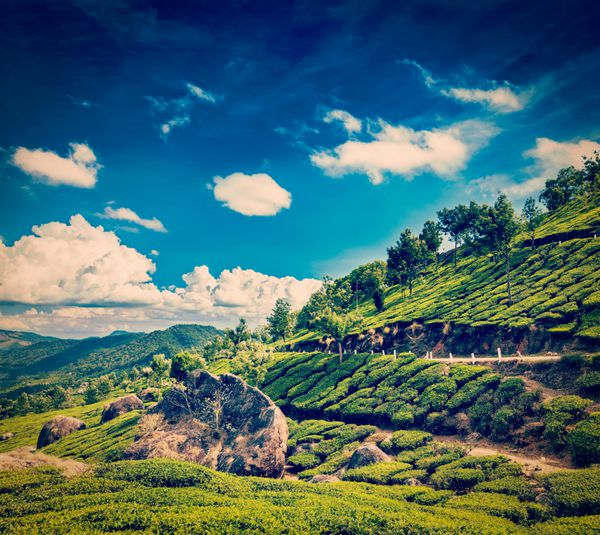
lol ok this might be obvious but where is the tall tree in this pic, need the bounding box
[387,229,427,296]
[267,298,293,342]
[315,308,363,364]
[521,197,544,248]
[227,318,251,346]
[476,195,520,305]
[437,204,471,265]
[539,166,582,211]
[419,220,443,264]
[231,340,272,387]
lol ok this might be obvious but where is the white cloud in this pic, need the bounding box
[0,215,320,337]
[147,82,218,139]
[12,142,100,188]
[0,215,167,306]
[468,137,600,200]
[100,206,167,233]
[150,249,159,256]
[323,109,362,134]
[311,119,498,185]
[186,83,217,103]
[401,59,529,113]
[212,172,292,216]
[441,86,527,113]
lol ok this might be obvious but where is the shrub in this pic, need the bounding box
[430,468,486,491]
[379,430,432,454]
[343,462,412,484]
[541,467,600,516]
[287,452,321,470]
[446,374,501,411]
[474,476,536,501]
[491,408,522,441]
[543,395,593,448]
[447,492,528,524]
[567,413,600,467]
[577,371,600,394]
[494,378,525,406]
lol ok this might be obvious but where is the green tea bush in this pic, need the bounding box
[541,467,600,516]
[446,374,501,411]
[567,413,600,467]
[379,430,432,454]
[343,462,412,484]
[494,378,526,406]
[474,476,536,501]
[430,468,486,491]
[447,492,529,523]
[543,395,593,448]
[287,452,321,470]
[576,371,600,394]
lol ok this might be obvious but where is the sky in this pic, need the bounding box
[1,0,600,338]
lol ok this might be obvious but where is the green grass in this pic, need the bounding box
[0,396,125,453]
[43,411,142,462]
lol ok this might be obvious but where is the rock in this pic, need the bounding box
[37,416,86,448]
[138,388,161,402]
[0,432,14,441]
[348,444,390,469]
[101,395,144,423]
[125,371,288,478]
[309,474,340,483]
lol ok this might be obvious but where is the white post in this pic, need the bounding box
[471,353,475,365]
[354,349,357,355]
[497,347,502,362]
[371,350,374,355]
[393,349,397,358]
[517,350,523,361]
[382,349,385,355]
[449,352,453,362]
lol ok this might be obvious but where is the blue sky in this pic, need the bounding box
[1,0,599,337]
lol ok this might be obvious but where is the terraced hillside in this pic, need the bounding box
[287,194,600,354]
[262,351,599,463]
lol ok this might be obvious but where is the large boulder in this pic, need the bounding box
[37,416,86,448]
[125,371,288,478]
[347,444,390,469]
[101,395,144,423]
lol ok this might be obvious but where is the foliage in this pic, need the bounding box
[267,299,294,343]
[170,350,206,381]
[567,413,600,467]
[379,430,432,454]
[541,467,600,516]
[230,340,272,387]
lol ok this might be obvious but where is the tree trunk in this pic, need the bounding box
[454,238,458,266]
[531,230,536,250]
[338,342,343,365]
[505,251,512,306]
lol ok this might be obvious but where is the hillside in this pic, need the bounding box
[0,324,221,390]
[287,194,600,355]
[0,330,56,352]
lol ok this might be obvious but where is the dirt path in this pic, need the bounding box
[433,434,571,474]
[0,446,90,477]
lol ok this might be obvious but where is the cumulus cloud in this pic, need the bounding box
[311,119,498,185]
[468,137,600,199]
[441,86,527,113]
[0,215,168,306]
[12,142,100,188]
[212,172,292,216]
[147,82,219,139]
[100,206,167,233]
[323,109,362,134]
[0,215,320,336]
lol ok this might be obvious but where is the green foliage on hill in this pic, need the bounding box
[0,324,220,390]
[43,411,142,462]
[540,467,600,517]
[0,459,535,534]
[287,193,600,347]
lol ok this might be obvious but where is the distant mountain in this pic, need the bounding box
[0,330,57,352]
[0,324,221,389]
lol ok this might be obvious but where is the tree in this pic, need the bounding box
[203,335,235,361]
[539,166,582,211]
[386,229,427,296]
[348,261,387,301]
[170,350,206,382]
[267,298,293,342]
[437,205,472,265]
[150,354,170,379]
[521,197,543,248]
[315,308,363,364]
[231,340,272,387]
[84,383,100,404]
[296,276,352,330]
[475,195,519,305]
[373,285,385,311]
[419,220,443,263]
[227,318,251,346]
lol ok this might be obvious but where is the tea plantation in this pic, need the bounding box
[0,459,598,533]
